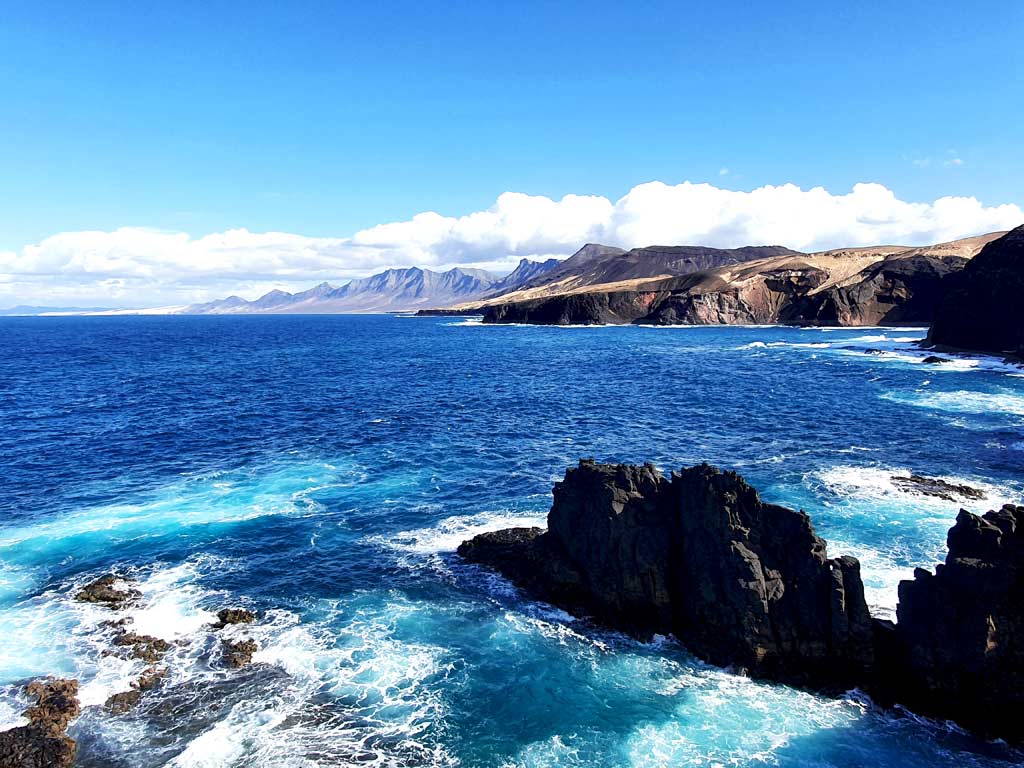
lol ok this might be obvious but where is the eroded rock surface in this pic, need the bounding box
[103,666,166,714]
[110,631,172,663]
[891,474,987,503]
[459,460,874,687]
[221,638,259,668]
[74,574,140,609]
[0,679,79,768]
[891,504,1024,737]
[459,460,1024,741]
[211,608,256,629]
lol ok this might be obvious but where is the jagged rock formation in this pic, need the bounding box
[211,607,256,629]
[459,460,874,687]
[110,631,171,663]
[75,574,140,609]
[890,474,986,503]
[104,666,166,713]
[889,504,1024,737]
[929,225,1024,357]
[221,638,259,668]
[459,460,1024,741]
[0,679,79,768]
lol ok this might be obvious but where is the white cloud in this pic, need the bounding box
[1,180,1020,307]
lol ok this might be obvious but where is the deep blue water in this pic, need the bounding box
[1,315,1022,767]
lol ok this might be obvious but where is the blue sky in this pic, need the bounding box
[2,1,1021,246]
[0,1,1021,306]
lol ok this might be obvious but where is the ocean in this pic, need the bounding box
[1,315,1021,767]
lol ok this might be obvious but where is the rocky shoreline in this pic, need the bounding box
[458,459,1024,741]
[0,576,261,768]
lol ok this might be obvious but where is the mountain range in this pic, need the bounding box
[183,257,561,314]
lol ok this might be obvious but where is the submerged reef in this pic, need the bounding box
[459,459,1024,740]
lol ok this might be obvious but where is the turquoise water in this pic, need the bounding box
[0,315,1021,766]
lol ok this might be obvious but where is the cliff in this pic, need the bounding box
[458,459,1024,740]
[928,225,1024,357]
[473,233,1001,326]
[459,460,874,688]
[889,504,1024,736]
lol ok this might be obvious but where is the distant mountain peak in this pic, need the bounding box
[181,259,556,315]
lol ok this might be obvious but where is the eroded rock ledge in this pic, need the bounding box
[458,460,1024,740]
[0,679,79,768]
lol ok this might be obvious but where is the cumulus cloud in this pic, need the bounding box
[1,181,1020,307]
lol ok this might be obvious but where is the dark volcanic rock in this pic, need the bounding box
[111,631,171,662]
[221,638,259,668]
[891,474,987,503]
[928,225,1024,357]
[921,355,950,364]
[74,574,140,609]
[459,458,1024,741]
[211,608,256,629]
[0,678,79,768]
[483,289,670,325]
[792,254,968,326]
[103,665,167,714]
[891,504,1024,738]
[458,460,873,687]
[104,688,142,714]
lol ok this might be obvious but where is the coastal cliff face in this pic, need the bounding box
[929,225,1024,357]
[458,460,1024,740]
[483,290,671,325]
[892,504,1024,735]
[459,460,874,687]
[794,254,969,327]
[481,252,974,326]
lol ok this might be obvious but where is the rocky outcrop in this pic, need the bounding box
[211,607,259,667]
[211,608,256,629]
[104,666,165,713]
[459,460,1024,741]
[891,474,986,503]
[889,504,1024,737]
[110,631,171,663]
[75,574,140,609]
[928,225,1024,357]
[221,639,259,668]
[459,460,874,687]
[0,679,79,768]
